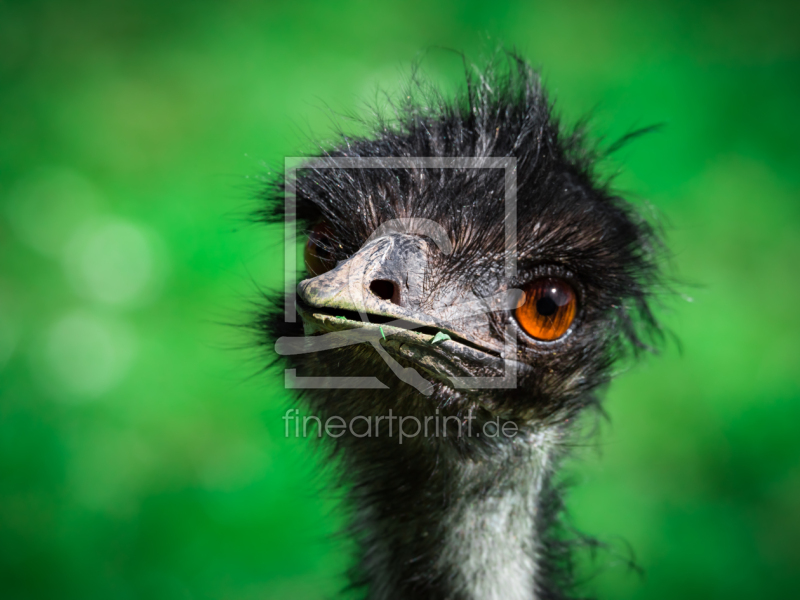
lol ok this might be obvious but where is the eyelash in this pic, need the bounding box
[511,264,580,294]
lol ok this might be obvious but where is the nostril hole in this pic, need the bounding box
[370,280,396,303]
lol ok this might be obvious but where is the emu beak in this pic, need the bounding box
[273,233,524,391]
[299,233,509,348]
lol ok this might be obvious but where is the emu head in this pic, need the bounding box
[264,58,660,452]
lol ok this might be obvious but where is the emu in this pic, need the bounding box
[261,55,661,600]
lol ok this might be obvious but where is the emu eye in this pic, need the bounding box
[515,278,577,341]
[304,223,336,276]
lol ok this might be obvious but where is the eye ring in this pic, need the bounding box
[304,223,336,276]
[514,277,577,341]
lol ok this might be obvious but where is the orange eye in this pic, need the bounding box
[304,223,336,276]
[515,278,577,341]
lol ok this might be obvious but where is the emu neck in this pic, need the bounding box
[346,431,555,600]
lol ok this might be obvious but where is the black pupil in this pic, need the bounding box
[314,237,331,260]
[536,294,558,317]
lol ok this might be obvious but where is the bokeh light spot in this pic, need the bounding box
[3,167,99,256]
[42,311,136,399]
[65,218,166,307]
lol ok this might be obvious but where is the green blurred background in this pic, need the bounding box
[1,0,799,598]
